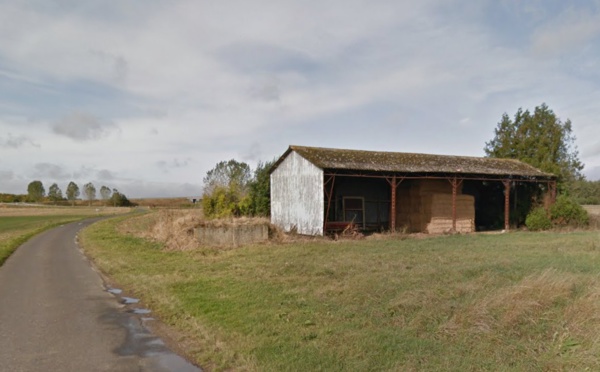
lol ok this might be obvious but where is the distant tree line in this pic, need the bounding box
[0,181,134,207]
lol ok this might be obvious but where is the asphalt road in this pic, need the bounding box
[0,219,201,372]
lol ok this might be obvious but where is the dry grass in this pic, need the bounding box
[0,204,131,217]
[583,205,600,230]
[120,209,291,251]
[118,209,204,251]
[131,197,198,208]
[583,205,600,216]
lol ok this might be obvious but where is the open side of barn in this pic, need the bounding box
[270,145,557,236]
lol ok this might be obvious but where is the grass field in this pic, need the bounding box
[80,214,600,371]
[0,205,131,265]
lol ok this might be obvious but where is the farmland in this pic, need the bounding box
[0,205,131,265]
[80,211,600,371]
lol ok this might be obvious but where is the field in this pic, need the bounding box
[584,205,600,216]
[0,205,131,265]
[80,212,600,371]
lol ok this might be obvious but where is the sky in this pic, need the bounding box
[1,0,599,198]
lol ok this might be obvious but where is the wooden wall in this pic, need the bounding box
[270,151,324,235]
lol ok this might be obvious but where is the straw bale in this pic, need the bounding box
[426,218,474,234]
[395,183,475,233]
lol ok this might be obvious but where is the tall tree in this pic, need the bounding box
[48,183,63,203]
[83,182,96,206]
[99,186,112,204]
[484,103,584,190]
[247,159,275,216]
[27,180,45,202]
[203,159,252,195]
[66,181,80,206]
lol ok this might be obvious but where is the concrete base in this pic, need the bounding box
[195,223,269,247]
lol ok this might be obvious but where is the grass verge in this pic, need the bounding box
[0,215,89,265]
[0,206,132,266]
[81,216,600,371]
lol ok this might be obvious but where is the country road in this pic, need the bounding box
[0,219,201,372]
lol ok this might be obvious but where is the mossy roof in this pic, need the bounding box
[274,145,555,179]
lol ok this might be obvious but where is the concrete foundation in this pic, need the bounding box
[195,223,269,247]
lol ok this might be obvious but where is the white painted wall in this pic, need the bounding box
[271,151,324,235]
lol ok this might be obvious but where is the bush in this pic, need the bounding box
[202,186,250,218]
[550,195,589,227]
[525,207,552,231]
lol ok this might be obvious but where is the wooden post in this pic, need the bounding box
[503,180,511,231]
[390,176,397,232]
[323,175,335,233]
[451,177,458,232]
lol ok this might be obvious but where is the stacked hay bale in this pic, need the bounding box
[396,180,475,233]
[425,193,474,234]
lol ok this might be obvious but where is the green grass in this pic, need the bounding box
[0,215,91,265]
[81,218,600,371]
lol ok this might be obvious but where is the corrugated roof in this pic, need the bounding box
[276,145,555,179]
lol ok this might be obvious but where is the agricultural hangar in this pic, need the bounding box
[270,145,556,236]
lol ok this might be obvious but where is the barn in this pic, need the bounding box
[270,145,556,236]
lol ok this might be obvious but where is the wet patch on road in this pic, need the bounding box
[128,308,152,315]
[103,286,202,371]
[106,288,122,295]
[121,296,140,304]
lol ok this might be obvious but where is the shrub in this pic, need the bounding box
[525,207,552,231]
[550,195,589,228]
[202,186,250,218]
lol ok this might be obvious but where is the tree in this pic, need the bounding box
[202,159,252,217]
[83,182,96,206]
[66,182,80,206]
[484,103,584,190]
[110,189,133,207]
[100,186,112,204]
[247,159,275,216]
[203,159,252,195]
[27,180,45,202]
[571,179,600,204]
[48,183,63,203]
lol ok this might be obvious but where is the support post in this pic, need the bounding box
[390,176,397,232]
[451,177,458,232]
[503,180,511,231]
[323,175,335,233]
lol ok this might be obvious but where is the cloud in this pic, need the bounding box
[156,158,193,173]
[97,169,115,180]
[0,133,39,148]
[32,163,70,180]
[73,165,96,179]
[89,50,129,84]
[585,165,600,181]
[2,0,600,197]
[0,170,25,194]
[241,142,263,162]
[531,8,600,56]
[52,111,117,141]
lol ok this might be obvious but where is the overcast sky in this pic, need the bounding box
[1,0,599,198]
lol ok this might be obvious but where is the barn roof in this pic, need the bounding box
[273,145,555,179]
